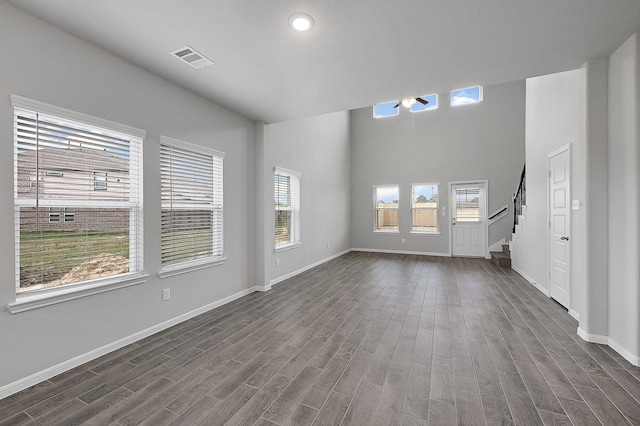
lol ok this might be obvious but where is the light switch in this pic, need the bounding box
[572,200,580,211]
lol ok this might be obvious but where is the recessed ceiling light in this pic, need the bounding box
[289,13,314,31]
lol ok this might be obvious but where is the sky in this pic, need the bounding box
[412,184,437,201]
[376,186,398,203]
[450,86,482,106]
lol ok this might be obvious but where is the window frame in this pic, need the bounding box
[9,95,147,313]
[94,171,107,190]
[48,206,75,223]
[410,94,439,113]
[410,183,440,235]
[158,136,226,278]
[450,86,483,107]
[373,101,400,119]
[274,166,301,251]
[373,184,400,234]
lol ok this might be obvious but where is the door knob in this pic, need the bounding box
[560,236,569,241]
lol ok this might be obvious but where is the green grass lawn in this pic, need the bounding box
[19,230,129,288]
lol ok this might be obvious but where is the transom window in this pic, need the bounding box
[160,137,225,270]
[13,95,144,294]
[274,167,301,250]
[411,184,439,233]
[450,86,483,106]
[411,94,439,112]
[374,185,399,232]
[373,101,400,118]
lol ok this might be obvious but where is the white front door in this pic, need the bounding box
[451,182,486,257]
[549,148,571,308]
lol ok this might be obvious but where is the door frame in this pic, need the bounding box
[449,180,489,258]
[547,144,571,308]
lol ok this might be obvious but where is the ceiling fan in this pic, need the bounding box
[393,97,429,109]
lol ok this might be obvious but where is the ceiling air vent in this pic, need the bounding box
[170,46,214,69]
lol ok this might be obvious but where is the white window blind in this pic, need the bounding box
[13,98,144,294]
[160,137,224,268]
[274,167,301,249]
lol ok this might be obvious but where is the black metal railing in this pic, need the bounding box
[489,206,508,221]
[513,165,526,233]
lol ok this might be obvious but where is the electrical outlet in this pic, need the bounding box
[276,258,280,266]
[401,238,405,244]
[162,288,171,301]
[327,243,330,249]
[323,244,326,250]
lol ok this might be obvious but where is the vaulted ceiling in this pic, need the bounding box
[7,0,640,123]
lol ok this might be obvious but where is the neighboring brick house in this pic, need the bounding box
[17,147,130,231]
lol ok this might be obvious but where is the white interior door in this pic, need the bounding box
[451,183,485,257]
[549,148,570,308]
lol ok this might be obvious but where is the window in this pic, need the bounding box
[49,207,75,223]
[374,185,399,232]
[13,95,144,296]
[94,172,107,190]
[29,171,41,187]
[410,94,438,112]
[455,187,481,222]
[450,86,483,106]
[373,101,399,118]
[411,184,438,234]
[160,137,225,272]
[274,167,301,250]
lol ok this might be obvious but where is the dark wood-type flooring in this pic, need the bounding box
[2,252,640,425]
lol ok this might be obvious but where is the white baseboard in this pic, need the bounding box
[576,332,640,367]
[270,249,351,286]
[511,265,549,294]
[255,285,271,292]
[486,238,506,259]
[351,248,450,257]
[577,328,608,344]
[0,286,259,400]
[569,309,580,321]
[608,337,640,367]
[488,238,506,253]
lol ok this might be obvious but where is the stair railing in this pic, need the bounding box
[513,165,526,233]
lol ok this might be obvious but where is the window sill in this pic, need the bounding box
[275,242,302,253]
[410,232,441,236]
[8,273,149,314]
[373,230,400,234]
[159,257,227,279]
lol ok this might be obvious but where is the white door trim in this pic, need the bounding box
[547,144,571,309]
[449,180,489,258]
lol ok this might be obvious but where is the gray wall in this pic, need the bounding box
[608,33,640,362]
[350,81,525,254]
[257,112,352,286]
[512,69,586,313]
[0,4,256,388]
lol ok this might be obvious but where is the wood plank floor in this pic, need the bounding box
[1,252,640,425]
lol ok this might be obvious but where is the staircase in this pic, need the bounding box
[490,244,511,268]
[491,164,524,270]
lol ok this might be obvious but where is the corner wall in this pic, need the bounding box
[256,112,352,286]
[608,33,640,363]
[350,81,525,255]
[512,69,586,322]
[0,4,256,390]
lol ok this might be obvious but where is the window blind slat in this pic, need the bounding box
[14,106,143,293]
[160,140,223,267]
